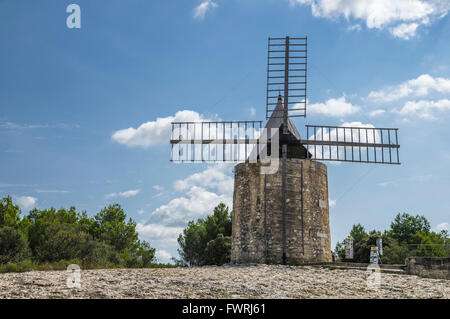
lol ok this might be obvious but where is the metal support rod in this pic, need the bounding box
[282,144,287,265]
[264,174,268,261]
[300,161,304,255]
[281,36,289,266]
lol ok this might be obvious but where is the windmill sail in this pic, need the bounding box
[170,121,263,162]
[266,36,307,119]
[301,125,400,164]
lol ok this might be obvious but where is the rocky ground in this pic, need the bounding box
[0,264,448,299]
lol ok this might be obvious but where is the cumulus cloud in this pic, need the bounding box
[308,96,360,117]
[136,164,234,260]
[369,109,386,117]
[111,110,207,148]
[149,186,232,227]
[155,249,173,263]
[290,0,450,39]
[347,24,362,32]
[174,164,233,195]
[136,223,184,245]
[105,189,141,199]
[329,199,336,208]
[390,23,419,40]
[15,196,37,211]
[193,0,218,20]
[436,222,449,232]
[393,99,450,120]
[308,121,376,160]
[368,74,450,103]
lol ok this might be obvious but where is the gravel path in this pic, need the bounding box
[0,265,448,299]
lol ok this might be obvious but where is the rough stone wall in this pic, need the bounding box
[231,159,332,264]
[405,257,450,280]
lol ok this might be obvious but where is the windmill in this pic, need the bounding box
[170,36,400,265]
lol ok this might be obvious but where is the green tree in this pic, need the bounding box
[177,203,232,266]
[92,204,139,252]
[334,241,345,261]
[388,213,430,243]
[0,197,157,269]
[338,213,449,265]
[177,221,206,266]
[204,234,231,266]
[26,207,81,260]
[349,224,369,262]
[0,196,21,228]
[137,241,156,267]
[31,223,90,262]
[0,226,29,264]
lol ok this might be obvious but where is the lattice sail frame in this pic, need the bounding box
[170,121,263,162]
[302,125,400,164]
[170,121,401,165]
[266,36,307,119]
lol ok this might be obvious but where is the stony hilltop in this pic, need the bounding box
[0,264,448,299]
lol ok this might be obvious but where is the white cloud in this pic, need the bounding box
[369,109,386,117]
[329,199,336,207]
[308,121,376,160]
[153,185,164,191]
[249,107,256,117]
[377,180,396,187]
[15,196,37,211]
[368,74,450,103]
[436,222,449,232]
[136,223,184,245]
[308,96,360,117]
[174,164,233,195]
[35,189,70,193]
[290,0,450,39]
[193,0,218,20]
[149,186,232,227]
[347,24,362,32]
[0,122,80,130]
[155,249,173,263]
[137,164,234,260]
[105,189,141,199]
[138,209,145,215]
[393,99,450,120]
[111,110,207,148]
[390,23,419,40]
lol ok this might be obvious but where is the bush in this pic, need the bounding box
[0,226,29,264]
[203,234,231,266]
[177,203,232,266]
[0,260,35,273]
[80,240,119,268]
[381,238,410,264]
[31,223,90,262]
[0,197,159,271]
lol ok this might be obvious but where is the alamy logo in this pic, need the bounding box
[366,264,381,290]
[66,264,81,289]
[66,4,81,29]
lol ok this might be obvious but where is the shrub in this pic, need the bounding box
[203,234,231,266]
[0,226,29,264]
[32,223,89,262]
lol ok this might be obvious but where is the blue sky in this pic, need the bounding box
[1,0,450,263]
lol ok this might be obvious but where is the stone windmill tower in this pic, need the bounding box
[170,36,401,265]
[231,94,331,264]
